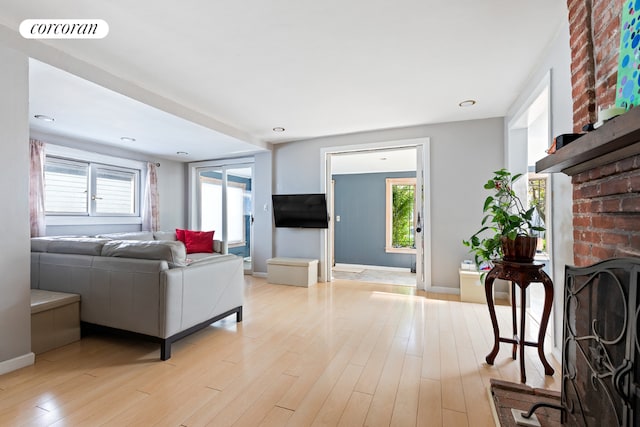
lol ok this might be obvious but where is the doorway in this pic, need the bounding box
[507,73,552,327]
[190,159,254,274]
[320,138,431,290]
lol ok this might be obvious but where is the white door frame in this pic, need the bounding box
[188,157,254,270]
[320,138,431,290]
[506,71,556,354]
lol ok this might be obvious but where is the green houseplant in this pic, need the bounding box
[463,169,545,269]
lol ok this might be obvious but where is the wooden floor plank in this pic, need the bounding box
[310,363,363,426]
[337,391,372,427]
[363,336,408,427]
[232,373,298,427]
[417,378,442,427]
[390,354,421,427]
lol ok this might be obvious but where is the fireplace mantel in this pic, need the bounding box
[536,106,640,176]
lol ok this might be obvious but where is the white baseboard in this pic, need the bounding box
[0,352,35,375]
[252,272,267,278]
[334,263,411,273]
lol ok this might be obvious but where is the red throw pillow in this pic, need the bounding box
[184,230,215,254]
[175,228,186,243]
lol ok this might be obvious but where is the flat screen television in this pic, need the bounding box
[272,193,329,228]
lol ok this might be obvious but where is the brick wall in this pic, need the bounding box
[572,155,640,266]
[567,0,640,266]
[567,0,624,132]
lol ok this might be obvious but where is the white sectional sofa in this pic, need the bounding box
[30,231,244,360]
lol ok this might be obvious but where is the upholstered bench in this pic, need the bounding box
[30,289,81,354]
[267,257,319,287]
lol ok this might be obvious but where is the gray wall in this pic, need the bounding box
[333,171,416,268]
[504,19,572,356]
[273,117,504,289]
[253,151,273,274]
[0,46,32,370]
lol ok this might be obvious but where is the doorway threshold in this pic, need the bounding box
[332,263,415,286]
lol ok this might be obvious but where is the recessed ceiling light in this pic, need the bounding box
[120,136,136,142]
[458,99,477,107]
[34,114,55,122]
[176,151,189,156]
[272,127,285,132]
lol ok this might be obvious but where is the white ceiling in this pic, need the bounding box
[0,1,567,162]
[28,59,264,161]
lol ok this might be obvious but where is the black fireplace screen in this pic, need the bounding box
[563,258,640,426]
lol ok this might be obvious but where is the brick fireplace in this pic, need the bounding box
[536,95,640,427]
[532,2,640,425]
[550,0,640,266]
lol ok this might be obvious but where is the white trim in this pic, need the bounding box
[187,156,255,229]
[45,144,145,170]
[0,352,35,375]
[188,156,255,169]
[252,272,267,278]
[46,216,142,226]
[334,263,411,273]
[187,158,255,262]
[506,70,555,349]
[320,137,431,290]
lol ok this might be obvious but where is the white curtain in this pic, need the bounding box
[29,139,46,237]
[142,162,159,231]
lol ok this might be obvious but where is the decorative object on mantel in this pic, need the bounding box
[594,105,627,129]
[545,133,583,154]
[576,104,627,133]
[463,169,545,277]
[535,105,640,175]
[615,0,639,110]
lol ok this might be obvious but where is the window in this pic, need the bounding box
[94,167,137,215]
[45,156,140,217]
[44,158,89,214]
[200,176,246,246]
[528,174,548,254]
[385,177,416,254]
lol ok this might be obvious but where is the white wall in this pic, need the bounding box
[157,161,186,231]
[0,46,33,373]
[273,118,504,289]
[505,19,573,356]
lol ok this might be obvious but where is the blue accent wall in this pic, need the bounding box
[333,171,416,269]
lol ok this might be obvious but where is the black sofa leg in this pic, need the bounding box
[160,340,171,361]
[237,307,243,322]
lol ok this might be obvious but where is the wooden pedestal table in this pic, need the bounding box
[484,260,555,383]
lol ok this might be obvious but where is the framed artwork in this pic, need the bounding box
[616,0,640,109]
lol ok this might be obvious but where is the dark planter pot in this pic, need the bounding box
[500,235,537,262]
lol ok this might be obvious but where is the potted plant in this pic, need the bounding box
[463,169,545,270]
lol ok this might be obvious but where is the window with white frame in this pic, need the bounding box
[385,177,417,254]
[199,176,246,246]
[44,155,140,217]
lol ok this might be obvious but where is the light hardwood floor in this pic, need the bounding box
[0,276,560,426]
